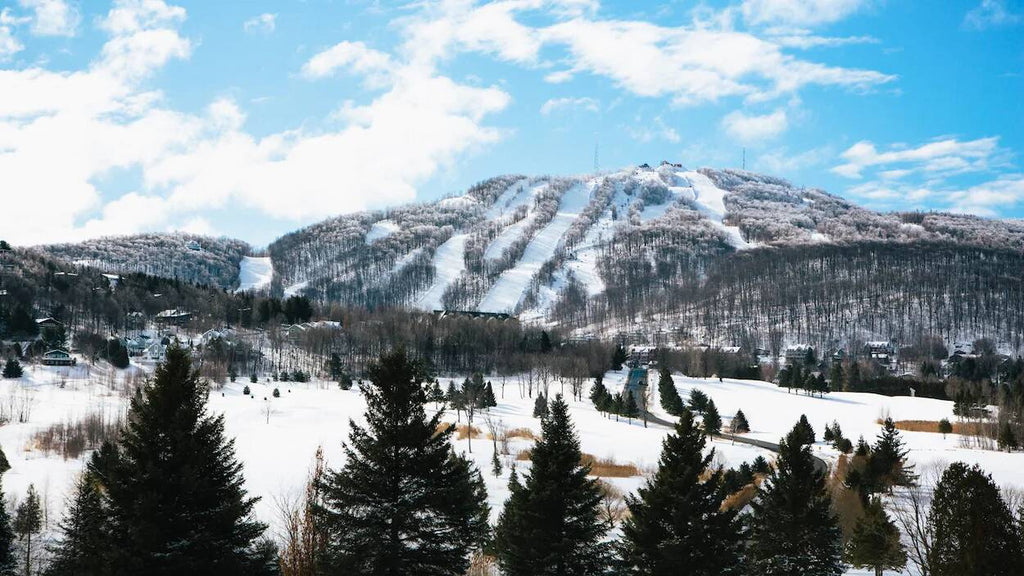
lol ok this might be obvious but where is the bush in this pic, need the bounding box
[273,388,280,398]
[243,385,251,395]
[2,359,23,379]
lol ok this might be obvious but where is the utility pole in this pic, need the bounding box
[742,147,746,170]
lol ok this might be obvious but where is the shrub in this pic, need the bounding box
[2,359,23,379]
[243,385,251,395]
[272,388,280,398]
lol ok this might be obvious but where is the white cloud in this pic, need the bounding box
[964,0,1022,30]
[0,24,23,60]
[243,13,275,34]
[540,96,599,115]
[741,0,871,27]
[722,108,788,141]
[755,146,831,173]
[833,137,1005,179]
[18,0,80,37]
[301,41,394,85]
[97,0,191,80]
[847,175,1024,217]
[626,116,680,143]
[946,175,1024,216]
[770,33,878,49]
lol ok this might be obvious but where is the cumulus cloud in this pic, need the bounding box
[243,12,276,34]
[833,137,1005,179]
[741,0,871,27]
[964,0,1022,29]
[540,96,599,115]
[18,0,79,37]
[722,109,788,141]
[626,116,680,143]
[300,41,394,85]
[0,22,24,60]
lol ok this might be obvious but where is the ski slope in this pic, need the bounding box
[366,219,399,243]
[678,171,753,250]
[236,256,273,292]
[478,182,592,313]
[416,233,469,310]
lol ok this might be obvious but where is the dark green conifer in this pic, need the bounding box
[657,366,684,416]
[845,497,906,576]
[45,471,110,576]
[532,393,548,419]
[730,409,750,433]
[703,400,722,437]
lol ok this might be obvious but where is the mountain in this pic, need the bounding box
[33,163,1024,351]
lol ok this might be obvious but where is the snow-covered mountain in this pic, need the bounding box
[38,163,1024,350]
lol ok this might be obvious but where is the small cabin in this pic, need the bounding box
[185,240,202,251]
[35,317,63,329]
[41,349,76,366]
[785,345,814,364]
[155,309,192,325]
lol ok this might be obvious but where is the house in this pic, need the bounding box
[144,342,166,362]
[865,341,894,361]
[41,349,76,366]
[628,345,656,365]
[785,345,814,364]
[35,317,63,329]
[185,240,202,251]
[125,337,149,357]
[155,309,192,325]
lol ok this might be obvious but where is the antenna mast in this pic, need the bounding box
[594,136,599,172]
[742,147,746,170]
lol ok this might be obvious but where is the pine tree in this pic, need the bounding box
[657,366,684,416]
[493,395,609,575]
[702,400,721,437]
[619,409,744,575]
[483,382,497,409]
[623,390,639,424]
[929,462,1024,576]
[792,414,816,446]
[0,448,8,476]
[13,485,41,576]
[612,345,627,370]
[998,421,1019,451]
[730,409,750,433]
[45,471,110,576]
[938,418,953,439]
[1,360,21,379]
[532,393,548,419]
[316,350,489,576]
[688,389,709,414]
[93,345,272,575]
[747,425,844,576]
[589,380,610,414]
[869,418,915,491]
[845,497,906,576]
[829,362,844,390]
[0,477,15,576]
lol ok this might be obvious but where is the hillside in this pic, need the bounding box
[266,163,1024,351]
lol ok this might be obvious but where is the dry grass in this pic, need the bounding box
[721,483,759,511]
[433,422,455,437]
[30,411,123,460]
[879,419,979,435]
[581,453,641,478]
[504,427,538,441]
[456,424,483,440]
[515,448,533,461]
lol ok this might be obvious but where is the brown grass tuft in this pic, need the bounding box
[516,448,533,461]
[879,419,979,435]
[504,427,538,441]
[721,483,758,511]
[456,424,483,440]
[433,422,456,438]
[581,453,641,478]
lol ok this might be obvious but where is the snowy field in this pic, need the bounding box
[2,362,1021,575]
[236,256,273,292]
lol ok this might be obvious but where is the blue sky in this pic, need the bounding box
[0,0,1021,247]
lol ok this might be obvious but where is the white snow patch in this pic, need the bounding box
[416,233,469,310]
[237,256,273,292]
[809,231,831,243]
[391,247,424,275]
[366,219,400,243]
[478,182,593,313]
[485,178,533,220]
[439,195,478,209]
[678,171,754,250]
[284,281,308,298]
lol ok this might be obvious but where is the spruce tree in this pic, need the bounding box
[623,390,639,424]
[702,400,722,437]
[532,393,549,419]
[611,345,627,370]
[657,366,684,416]
[0,476,14,576]
[13,485,41,576]
[1,360,21,379]
[483,382,497,409]
[747,425,844,576]
[94,345,271,575]
[928,462,1023,576]
[316,350,489,576]
[868,418,915,491]
[688,389,709,414]
[792,414,816,446]
[619,410,743,575]
[845,498,906,576]
[730,409,750,433]
[493,395,609,575]
[45,471,110,576]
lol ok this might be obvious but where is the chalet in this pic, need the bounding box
[124,337,149,356]
[35,317,63,329]
[785,344,814,364]
[432,310,513,321]
[628,345,656,365]
[718,346,742,355]
[865,341,894,361]
[144,342,166,362]
[41,349,76,366]
[102,274,121,289]
[155,309,192,325]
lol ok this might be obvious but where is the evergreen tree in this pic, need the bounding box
[751,455,771,475]
[619,410,744,575]
[1,360,21,379]
[13,485,41,576]
[493,395,609,575]
[792,414,816,446]
[93,345,271,575]
[938,418,953,439]
[317,350,489,576]
[0,449,8,476]
[482,382,497,409]
[928,462,1024,576]
[532,393,548,419]
[702,400,721,437]
[45,471,110,576]
[657,366,684,416]
[730,409,750,433]
[623,390,639,424]
[869,418,915,491]
[0,477,15,576]
[854,436,870,457]
[688,389,709,414]
[611,345,627,370]
[589,380,610,414]
[998,421,1019,451]
[747,425,844,576]
[845,497,906,576]
[829,362,844,390]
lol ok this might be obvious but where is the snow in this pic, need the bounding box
[390,247,424,275]
[236,256,273,292]
[365,219,399,243]
[283,280,308,298]
[416,233,469,310]
[678,171,754,250]
[438,195,478,209]
[485,178,533,220]
[483,182,549,261]
[478,182,593,313]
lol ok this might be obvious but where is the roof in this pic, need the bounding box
[43,349,70,357]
